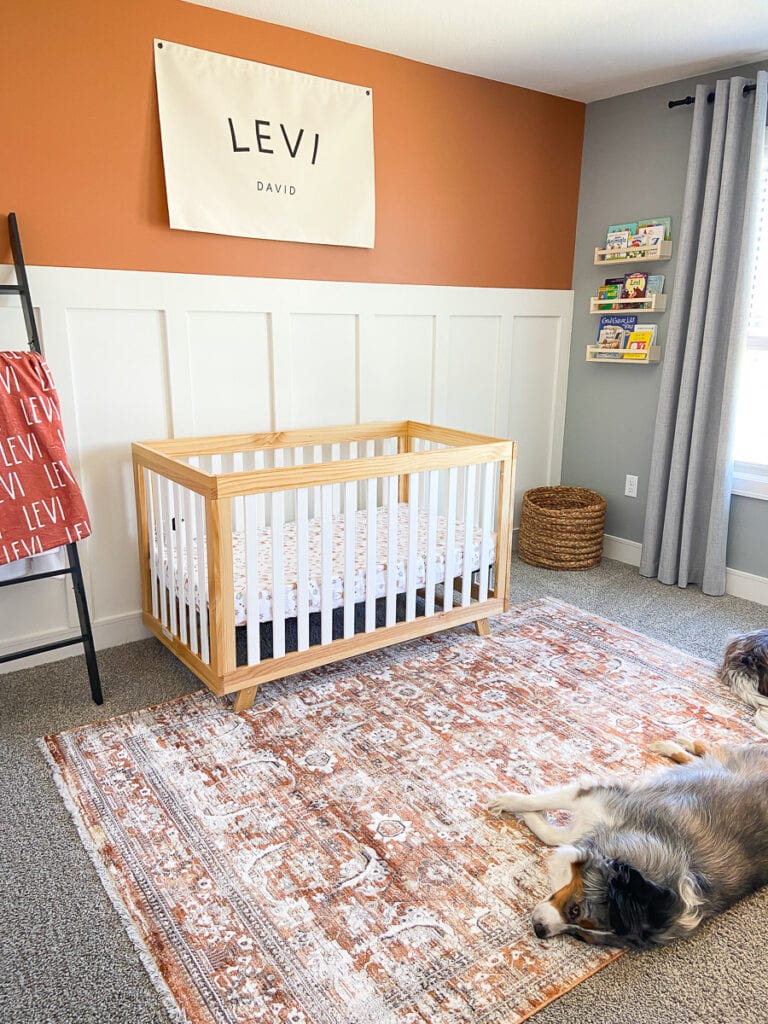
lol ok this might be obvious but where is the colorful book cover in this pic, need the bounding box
[636,224,666,250]
[597,314,637,336]
[633,323,658,344]
[605,229,631,259]
[624,328,654,359]
[597,283,622,310]
[638,216,672,240]
[608,222,638,235]
[647,274,665,295]
[596,314,637,353]
[622,272,648,300]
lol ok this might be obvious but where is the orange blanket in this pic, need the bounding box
[0,351,91,564]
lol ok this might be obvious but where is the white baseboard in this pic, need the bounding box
[603,534,768,607]
[0,612,149,674]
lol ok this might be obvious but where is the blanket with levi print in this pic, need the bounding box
[0,350,91,564]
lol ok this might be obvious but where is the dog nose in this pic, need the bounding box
[533,921,548,940]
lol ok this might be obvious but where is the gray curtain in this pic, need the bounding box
[640,71,767,595]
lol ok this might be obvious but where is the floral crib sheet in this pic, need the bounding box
[159,503,496,626]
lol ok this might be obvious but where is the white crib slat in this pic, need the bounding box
[478,462,494,602]
[195,492,210,665]
[145,469,159,620]
[385,473,398,628]
[297,486,310,652]
[365,476,377,633]
[244,493,261,666]
[343,481,356,639]
[444,467,458,611]
[312,445,323,519]
[461,464,477,607]
[164,478,179,635]
[425,469,439,616]
[406,472,418,622]
[321,484,333,645]
[173,483,187,645]
[183,487,198,655]
[232,451,245,532]
[154,475,168,628]
[271,490,286,659]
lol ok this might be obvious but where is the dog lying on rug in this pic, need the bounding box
[489,737,768,949]
[720,629,768,734]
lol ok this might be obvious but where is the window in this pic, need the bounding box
[732,133,768,500]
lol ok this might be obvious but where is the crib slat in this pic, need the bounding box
[343,480,356,639]
[461,464,477,607]
[478,462,494,602]
[232,451,245,532]
[145,469,159,620]
[244,493,261,666]
[297,485,310,652]
[271,490,286,658]
[173,482,187,645]
[321,483,333,645]
[444,467,458,611]
[183,486,198,655]
[154,475,169,629]
[406,472,418,622]
[195,492,210,664]
[425,469,439,616]
[385,473,398,628]
[365,477,377,633]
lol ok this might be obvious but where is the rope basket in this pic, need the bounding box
[518,486,606,570]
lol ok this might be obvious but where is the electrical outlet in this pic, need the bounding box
[625,474,638,498]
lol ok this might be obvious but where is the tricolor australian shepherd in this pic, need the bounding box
[489,737,768,949]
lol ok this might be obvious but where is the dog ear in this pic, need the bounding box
[607,861,677,948]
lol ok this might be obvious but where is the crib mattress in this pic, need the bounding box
[160,503,495,626]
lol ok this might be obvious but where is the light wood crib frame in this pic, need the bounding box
[132,421,516,711]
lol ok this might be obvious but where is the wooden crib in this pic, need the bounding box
[132,421,516,710]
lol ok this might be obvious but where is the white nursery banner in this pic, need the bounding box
[154,40,375,248]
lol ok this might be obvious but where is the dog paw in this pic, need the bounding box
[649,739,682,756]
[487,792,528,816]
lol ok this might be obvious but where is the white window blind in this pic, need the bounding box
[732,131,768,499]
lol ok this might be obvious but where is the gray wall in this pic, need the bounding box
[562,59,768,578]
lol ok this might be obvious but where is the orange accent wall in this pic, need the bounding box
[0,1,584,289]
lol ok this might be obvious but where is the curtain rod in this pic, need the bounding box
[668,82,757,109]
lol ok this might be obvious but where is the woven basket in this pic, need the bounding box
[518,486,606,570]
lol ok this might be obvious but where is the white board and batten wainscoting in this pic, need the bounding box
[0,265,574,669]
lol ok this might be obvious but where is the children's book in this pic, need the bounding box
[605,229,631,259]
[638,216,672,240]
[596,314,637,355]
[597,283,623,310]
[623,328,655,359]
[633,323,658,344]
[608,222,638,236]
[647,274,665,295]
[622,272,648,300]
[635,224,666,250]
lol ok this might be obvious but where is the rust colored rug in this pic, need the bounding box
[41,598,758,1024]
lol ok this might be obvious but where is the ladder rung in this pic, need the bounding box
[0,634,88,664]
[0,284,23,293]
[0,566,74,588]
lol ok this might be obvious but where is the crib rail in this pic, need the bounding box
[132,421,516,708]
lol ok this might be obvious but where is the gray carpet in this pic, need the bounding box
[2,556,767,1024]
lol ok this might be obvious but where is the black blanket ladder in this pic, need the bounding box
[0,212,103,703]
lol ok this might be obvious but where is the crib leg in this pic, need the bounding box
[475,618,491,637]
[233,686,258,712]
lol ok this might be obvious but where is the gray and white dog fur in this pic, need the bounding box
[720,629,768,734]
[489,737,768,949]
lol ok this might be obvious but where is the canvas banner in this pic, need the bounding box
[154,40,375,248]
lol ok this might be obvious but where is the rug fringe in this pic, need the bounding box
[36,738,192,1024]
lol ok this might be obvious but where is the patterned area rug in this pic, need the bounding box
[42,598,758,1024]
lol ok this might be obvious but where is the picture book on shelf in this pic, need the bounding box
[622,272,648,300]
[623,327,655,359]
[633,323,658,344]
[608,222,638,236]
[596,314,637,355]
[647,274,665,294]
[606,229,631,259]
[638,216,672,240]
[597,283,623,310]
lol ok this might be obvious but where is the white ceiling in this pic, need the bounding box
[184,0,768,102]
